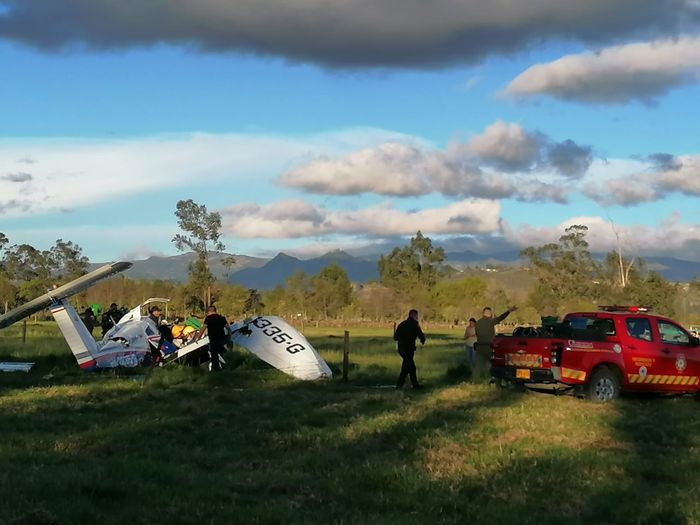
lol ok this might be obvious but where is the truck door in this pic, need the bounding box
[621,317,662,390]
[654,319,700,391]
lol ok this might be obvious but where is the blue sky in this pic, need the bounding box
[1,1,700,262]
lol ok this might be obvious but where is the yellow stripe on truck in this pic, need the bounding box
[627,374,699,386]
[561,368,586,381]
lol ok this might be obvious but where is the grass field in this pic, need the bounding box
[2,323,700,525]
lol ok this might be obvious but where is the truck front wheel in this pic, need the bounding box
[587,366,620,402]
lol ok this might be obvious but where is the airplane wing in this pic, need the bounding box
[230,316,332,380]
[0,261,133,330]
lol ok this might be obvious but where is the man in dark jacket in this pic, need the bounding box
[474,305,517,381]
[394,309,426,389]
[101,303,123,336]
[196,305,231,372]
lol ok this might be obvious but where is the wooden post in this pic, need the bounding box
[22,319,27,344]
[342,330,350,382]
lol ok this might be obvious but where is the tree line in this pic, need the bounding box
[1,205,697,326]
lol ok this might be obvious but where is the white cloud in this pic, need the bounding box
[503,214,700,259]
[463,121,541,172]
[505,35,700,104]
[583,155,700,206]
[279,143,431,196]
[583,176,661,206]
[659,155,700,194]
[280,121,593,202]
[0,128,406,218]
[221,199,501,239]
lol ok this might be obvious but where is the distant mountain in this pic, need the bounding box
[645,256,700,282]
[229,250,378,289]
[444,249,522,269]
[90,248,700,286]
[93,252,268,282]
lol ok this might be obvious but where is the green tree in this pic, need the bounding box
[597,251,646,305]
[244,289,264,315]
[172,199,228,307]
[356,283,401,322]
[0,233,15,312]
[216,284,249,318]
[262,286,289,317]
[49,239,89,281]
[627,271,678,317]
[378,231,445,314]
[310,263,353,319]
[286,270,312,319]
[521,224,598,315]
[431,276,487,322]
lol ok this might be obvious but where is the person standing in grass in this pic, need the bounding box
[196,305,231,372]
[464,317,477,367]
[474,306,517,381]
[394,309,426,390]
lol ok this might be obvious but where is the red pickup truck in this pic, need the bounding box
[490,307,700,402]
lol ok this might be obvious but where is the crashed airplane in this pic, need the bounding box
[0,262,332,381]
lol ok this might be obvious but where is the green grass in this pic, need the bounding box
[2,323,700,524]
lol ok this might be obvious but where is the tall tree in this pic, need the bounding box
[379,231,445,291]
[50,239,89,281]
[286,270,312,319]
[172,199,227,308]
[244,289,264,315]
[521,224,599,314]
[0,233,15,313]
[431,275,487,323]
[311,263,353,320]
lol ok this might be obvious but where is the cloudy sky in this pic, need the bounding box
[1,0,700,262]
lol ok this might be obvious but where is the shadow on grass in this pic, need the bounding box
[6,329,700,524]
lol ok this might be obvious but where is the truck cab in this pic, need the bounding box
[491,306,700,401]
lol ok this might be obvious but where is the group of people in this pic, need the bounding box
[81,302,129,336]
[147,304,230,372]
[393,305,517,389]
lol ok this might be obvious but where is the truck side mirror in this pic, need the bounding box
[691,336,700,347]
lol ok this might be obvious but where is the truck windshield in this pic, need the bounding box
[565,316,616,340]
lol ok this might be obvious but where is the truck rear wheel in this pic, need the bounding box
[587,366,620,402]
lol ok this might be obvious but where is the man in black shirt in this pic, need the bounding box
[196,305,230,372]
[101,303,123,336]
[394,309,426,389]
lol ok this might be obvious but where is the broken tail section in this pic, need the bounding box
[49,299,99,370]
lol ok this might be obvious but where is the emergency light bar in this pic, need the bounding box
[597,305,651,313]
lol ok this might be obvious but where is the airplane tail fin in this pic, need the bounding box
[49,299,99,369]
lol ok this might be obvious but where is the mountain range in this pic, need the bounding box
[98,249,700,289]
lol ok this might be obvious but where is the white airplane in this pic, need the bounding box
[0,262,332,381]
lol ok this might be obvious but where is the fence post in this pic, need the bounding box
[342,330,350,382]
[22,319,27,344]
